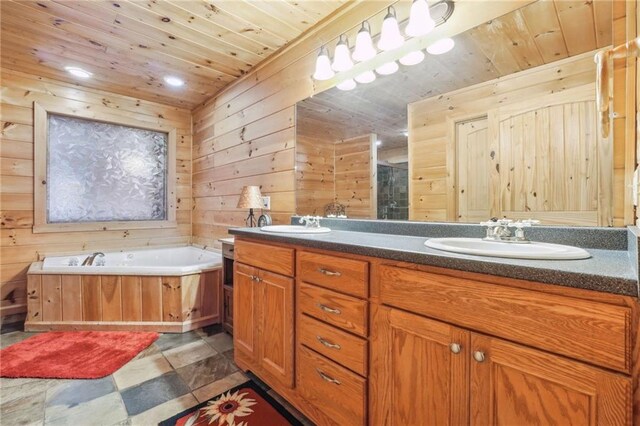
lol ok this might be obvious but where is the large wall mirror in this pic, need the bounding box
[296,1,621,227]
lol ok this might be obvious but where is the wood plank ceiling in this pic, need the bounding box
[0,0,348,109]
[297,0,613,151]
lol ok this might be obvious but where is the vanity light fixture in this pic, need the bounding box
[65,66,92,78]
[337,79,357,91]
[399,50,426,66]
[355,70,376,84]
[376,61,399,76]
[332,34,354,72]
[352,21,377,62]
[164,76,185,87]
[378,7,404,51]
[313,46,335,80]
[406,0,435,37]
[427,37,455,55]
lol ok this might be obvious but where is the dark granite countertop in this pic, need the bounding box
[229,227,639,298]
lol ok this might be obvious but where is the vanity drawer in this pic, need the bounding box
[378,265,631,373]
[297,345,366,426]
[299,314,368,376]
[299,283,368,337]
[234,240,294,277]
[297,251,368,298]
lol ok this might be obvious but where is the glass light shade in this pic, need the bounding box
[427,38,455,55]
[332,36,353,72]
[313,47,334,80]
[354,70,376,84]
[377,8,404,51]
[405,0,435,37]
[337,79,357,91]
[352,23,376,62]
[376,61,399,76]
[399,50,425,66]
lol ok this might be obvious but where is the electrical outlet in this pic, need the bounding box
[261,196,271,210]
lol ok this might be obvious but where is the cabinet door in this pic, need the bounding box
[470,334,632,426]
[370,305,470,425]
[258,269,294,388]
[233,263,258,361]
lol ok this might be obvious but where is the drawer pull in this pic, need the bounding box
[317,303,341,315]
[473,351,486,363]
[316,369,341,385]
[450,343,462,354]
[317,336,341,350]
[318,268,341,277]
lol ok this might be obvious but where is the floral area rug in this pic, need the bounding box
[160,380,303,426]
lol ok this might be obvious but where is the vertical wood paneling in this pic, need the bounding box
[41,275,61,321]
[334,134,376,219]
[141,276,162,322]
[181,274,201,322]
[82,275,101,321]
[121,276,142,321]
[162,277,182,322]
[201,271,221,319]
[0,69,192,319]
[61,275,82,321]
[26,274,41,322]
[101,276,122,321]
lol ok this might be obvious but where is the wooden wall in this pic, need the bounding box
[407,52,625,226]
[190,1,544,247]
[0,69,192,318]
[334,134,377,219]
[296,131,335,217]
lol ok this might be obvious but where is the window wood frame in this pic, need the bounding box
[33,101,177,233]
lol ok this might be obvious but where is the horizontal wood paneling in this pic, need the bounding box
[407,52,625,226]
[0,69,192,317]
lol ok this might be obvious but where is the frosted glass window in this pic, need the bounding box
[47,114,168,223]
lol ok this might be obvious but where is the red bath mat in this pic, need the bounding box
[0,331,158,379]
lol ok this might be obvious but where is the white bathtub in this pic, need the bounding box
[40,246,222,275]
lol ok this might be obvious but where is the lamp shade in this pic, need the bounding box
[237,186,263,209]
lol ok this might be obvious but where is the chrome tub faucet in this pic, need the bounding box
[82,252,105,266]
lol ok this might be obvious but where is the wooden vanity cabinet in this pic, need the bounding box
[233,238,637,426]
[233,242,295,389]
[370,264,634,426]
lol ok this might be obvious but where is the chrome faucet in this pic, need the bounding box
[82,252,105,266]
[480,218,540,243]
[299,216,322,228]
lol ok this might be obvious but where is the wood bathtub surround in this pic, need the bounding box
[232,236,640,426]
[26,269,221,332]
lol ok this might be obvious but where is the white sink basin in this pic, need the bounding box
[260,225,331,234]
[424,237,591,260]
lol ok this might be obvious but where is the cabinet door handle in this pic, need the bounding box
[316,369,341,385]
[317,336,341,350]
[318,268,341,277]
[317,303,341,315]
[449,343,462,354]
[473,351,486,363]
[250,275,262,283]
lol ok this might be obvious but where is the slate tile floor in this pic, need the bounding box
[0,325,312,425]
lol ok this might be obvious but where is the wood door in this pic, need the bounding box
[470,333,632,426]
[233,262,258,362]
[370,305,470,425]
[456,117,491,222]
[257,269,294,388]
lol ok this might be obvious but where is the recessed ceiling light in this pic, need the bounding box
[65,66,92,78]
[164,76,185,87]
[426,38,455,55]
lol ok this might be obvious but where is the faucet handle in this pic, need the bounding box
[508,219,540,228]
[480,218,512,227]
